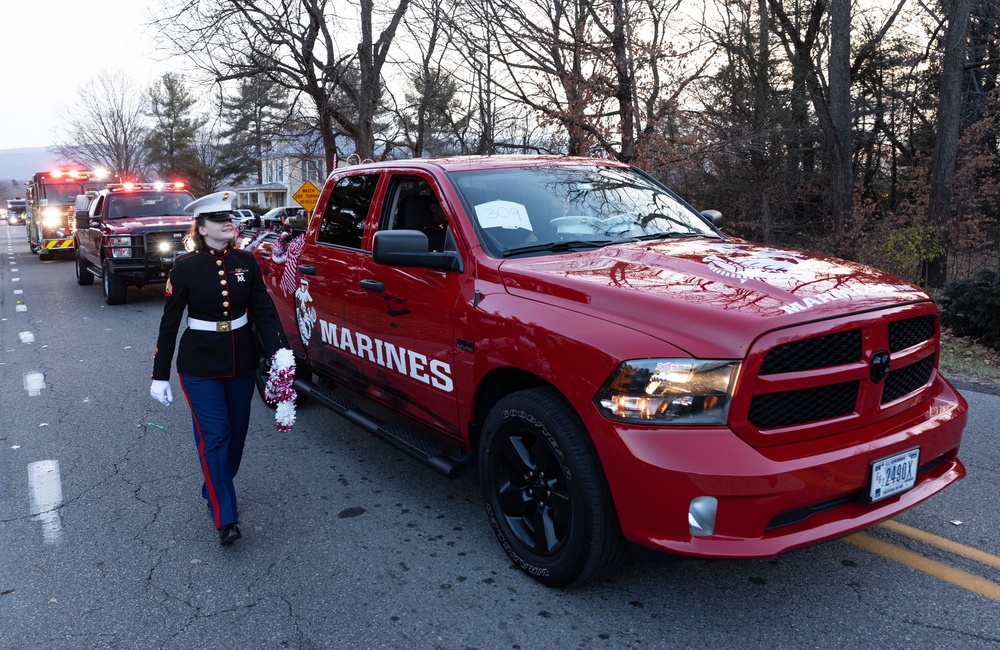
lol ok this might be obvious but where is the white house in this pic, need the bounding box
[236,143,326,210]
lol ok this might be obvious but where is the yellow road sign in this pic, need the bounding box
[292,181,321,213]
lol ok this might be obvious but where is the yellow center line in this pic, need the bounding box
[878,520,1000,571]
[844,533,1000,602]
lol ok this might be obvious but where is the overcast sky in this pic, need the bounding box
[1,0,172,150]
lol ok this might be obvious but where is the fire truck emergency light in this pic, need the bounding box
[48,169,92,181]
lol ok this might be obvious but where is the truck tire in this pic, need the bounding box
[479,387,626,587]
[75,250,94,286]
[102,262,127,305]
[39,247,53,261]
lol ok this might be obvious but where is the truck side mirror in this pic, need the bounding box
[372,230,463,273]
[700,210,723,228]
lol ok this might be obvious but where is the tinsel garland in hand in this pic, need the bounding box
[264,348,297,433]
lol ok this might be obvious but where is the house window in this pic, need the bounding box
[302,159,321,183]
[265,160,282,184]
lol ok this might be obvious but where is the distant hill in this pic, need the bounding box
[0,147,64,183]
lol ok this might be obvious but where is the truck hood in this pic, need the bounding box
[498,238,930,359]
[103,216,192,234]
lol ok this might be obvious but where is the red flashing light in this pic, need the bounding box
[122,181,136,191]
[46,169,90,181]
[172,181,185,189]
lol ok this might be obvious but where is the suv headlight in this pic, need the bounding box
[595,359,740,425]
[107,236,132,258]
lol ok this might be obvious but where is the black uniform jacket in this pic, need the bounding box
[152,244,285,381]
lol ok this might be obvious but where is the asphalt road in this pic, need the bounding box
[1,224,997,649]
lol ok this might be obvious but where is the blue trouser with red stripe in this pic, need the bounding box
[179,373,256,529]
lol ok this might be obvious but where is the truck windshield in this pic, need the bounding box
[106,192,194,219]
[41,183,85,204]
[448,164,720,257]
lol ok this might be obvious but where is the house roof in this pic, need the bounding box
[234,182,289,193]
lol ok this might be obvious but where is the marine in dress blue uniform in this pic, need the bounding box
[151,191,284,546]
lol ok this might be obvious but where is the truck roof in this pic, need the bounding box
[344,155,630,173]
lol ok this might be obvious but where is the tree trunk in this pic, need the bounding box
[828,0,853,244]
[611,0,636,162]
[926,0,972,287]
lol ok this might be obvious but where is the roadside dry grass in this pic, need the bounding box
[939,328,1000,392]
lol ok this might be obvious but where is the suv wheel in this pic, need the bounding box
[76,250,94,286]
[102,261,127,305]
[479,388,626,587]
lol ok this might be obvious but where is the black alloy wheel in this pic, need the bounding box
[479,387,625,587]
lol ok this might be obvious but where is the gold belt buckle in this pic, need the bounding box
[216,321,231,332]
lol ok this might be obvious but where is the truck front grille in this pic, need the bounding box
[759,329,862,375]
[748,381,859,429]
[142,231,187,259]
[889,315,934,351]
[881,355,935,403]
[741,309,938,439]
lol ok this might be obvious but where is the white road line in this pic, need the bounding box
[24,372,45,396]
[18,331,34,344]
[16,305,26,312]
[28,460,64,545]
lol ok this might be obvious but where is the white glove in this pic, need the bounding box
[150,380,173,406]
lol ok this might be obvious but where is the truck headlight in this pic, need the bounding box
[41,207,64,228]
[595,359,740,425]
[107,236,132,258]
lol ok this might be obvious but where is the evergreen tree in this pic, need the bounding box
[219,75,290,184]
[145,73,205,181]
[401,67,472,157]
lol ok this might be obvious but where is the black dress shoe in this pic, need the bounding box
[219,523,242,546]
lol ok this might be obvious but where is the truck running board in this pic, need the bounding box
[294,378,470,479]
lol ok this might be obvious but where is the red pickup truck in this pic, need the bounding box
[252,156,967,587]
[74,182,194,305]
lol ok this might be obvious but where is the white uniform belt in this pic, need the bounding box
[187,313,249,333]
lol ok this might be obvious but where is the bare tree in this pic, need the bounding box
[53,71,151,179]
[156,0,410,168]
[766,0,909,248]
[436,0,531,154]
[462,0,704,162]
[392,0,474,157]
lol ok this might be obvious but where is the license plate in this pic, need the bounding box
[866,447,919,503]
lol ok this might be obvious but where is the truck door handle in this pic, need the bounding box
[360,279,384,292]
[298,264,316,275]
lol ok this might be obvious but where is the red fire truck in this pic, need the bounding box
[25,169,107,260]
